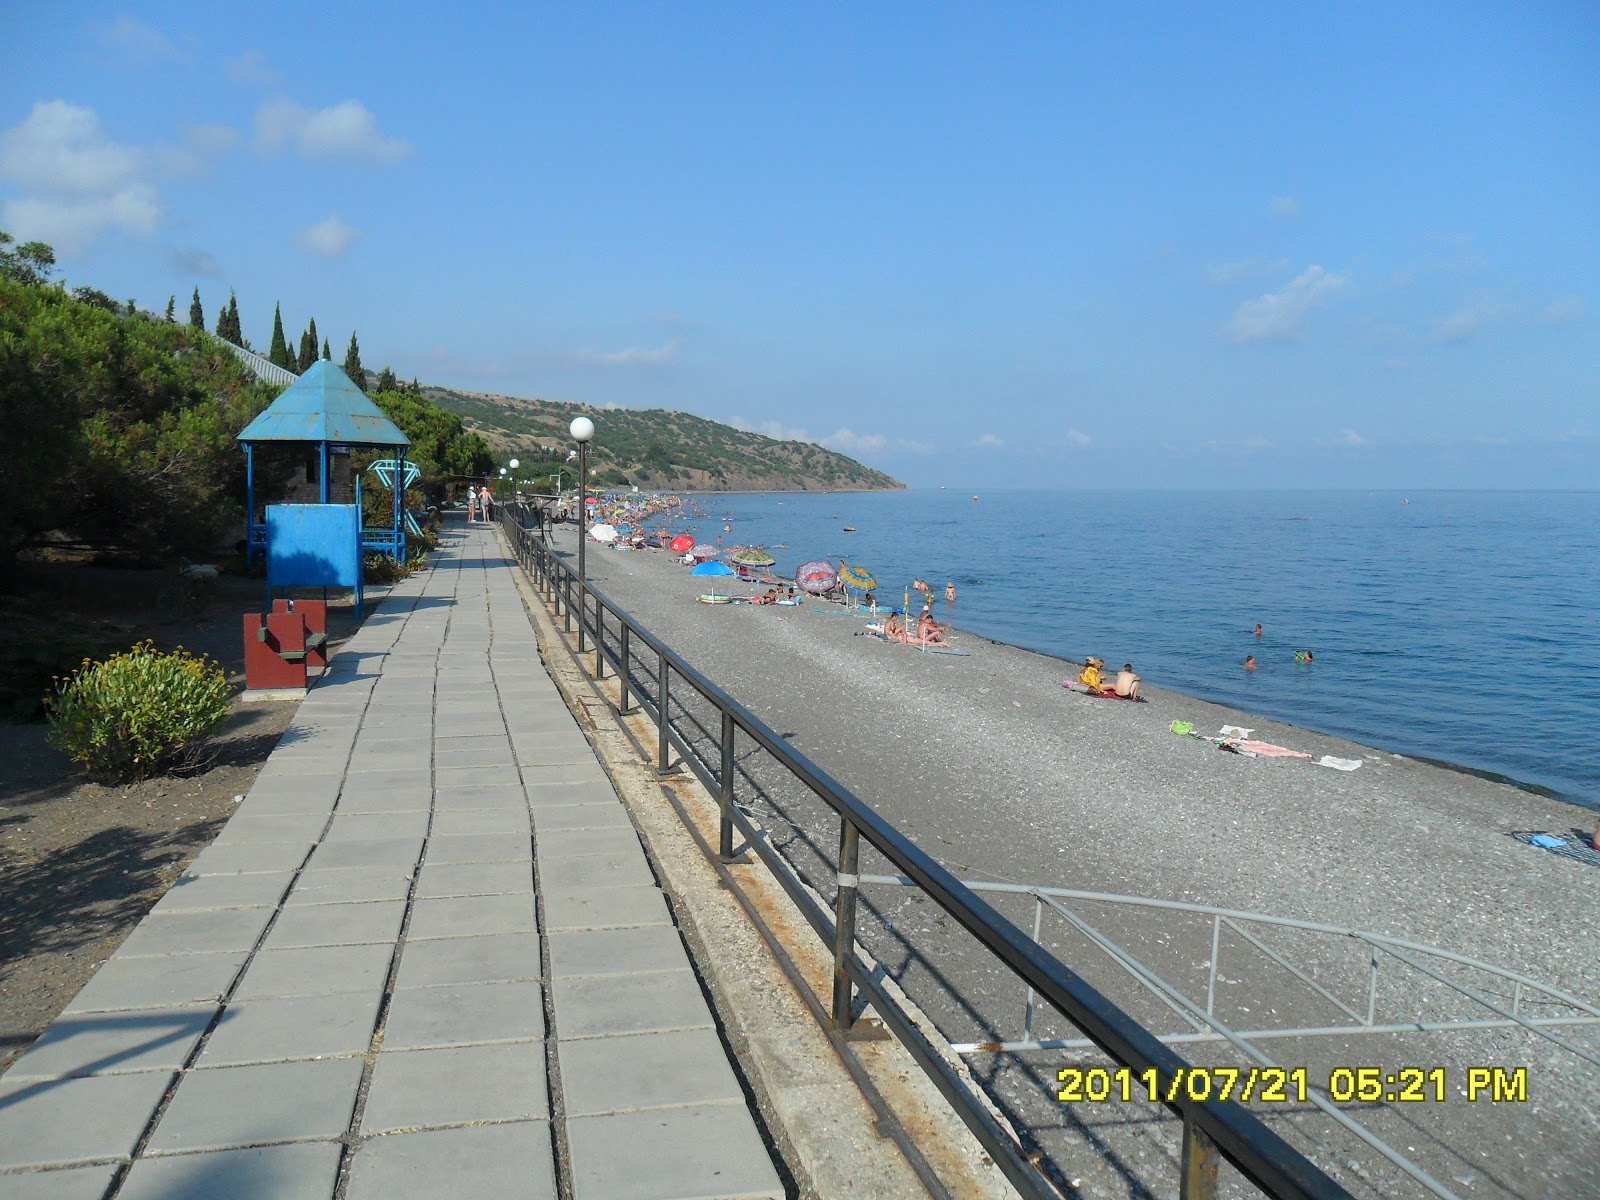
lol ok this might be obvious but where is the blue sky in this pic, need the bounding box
[4,3,1596,488]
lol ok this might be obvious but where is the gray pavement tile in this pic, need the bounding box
[304,836,423,870]
[558,1029,746,1118]
[525,762,609,787]
[413,861,532,899]
[0,1070,174,1169]
[261,900,407,949]
[361,1042,547,1132]
[118,1141,342,1200]
[0,1163,119,1199]
[196,990,382,1067]
[430,732,509,750]
[392,934,540,990]
[212,812,329,844]
[548,927,690,979]
[515,740,598,767]
[434,746,516,769]
[381,980,543,1050]
[283,866,412,906]
[183,841,312,875]
[5,1007,214,1080]
[323,810,431,841]
[115,908,275,959]
[433,723,504,742]
[541,885,672,931]
[566,1105,783,1200]
[526,781,618,808]
[533,803,635,832]
[553,970,713,1040]
[346,1121,556,1200]
[333,791,431,815]
[429,807,530,837]
[64,953,247,1015]
[426,833,532,865]
[146,1058,363,1153]
[536,825,647,859]
[232,788,339,815]
[347,751,431,772]
[435,765,521,789]
[335,768,424,793]
[407,894,537,940]
[255,755,349,777]
[150,872,293,915]
[432,784,527,810]
[233,943,394,999]
[537,849,655,892]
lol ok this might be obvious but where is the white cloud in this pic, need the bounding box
[170,247,220,277]
[96,16,179,60]
[974,433,1004,448]
[255,98,411,162]
[822,428,886,455]
[225,50,278,85]
[1430,292,1509,343]
[1206,257,1290,285]
[1334,428,1364,446]
[1063,428,1091,448]
[0,101,162,252]
[1195,435,1274,455]
[297,214,357,257]
[1270,195,1300,220]
[1229,265,1349,343]
[570,338,680,367]
[895,439,936,453]
[728,416,811,441]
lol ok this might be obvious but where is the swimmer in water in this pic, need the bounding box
[1243,655,1257,671]
[1253,623,1263,637]
[1295,649,1314,663]
[945,581,956,602]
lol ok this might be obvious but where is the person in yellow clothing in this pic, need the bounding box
[1076,656,1105,692]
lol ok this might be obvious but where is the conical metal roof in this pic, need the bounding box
[236,360,411,447]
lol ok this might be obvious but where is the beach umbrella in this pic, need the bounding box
[795,560,837,594]
[838,563,876,590]
[690,560,736,576]
[590,523,617,543]
[669,534,694,553]
[690,543,719,560]
[728,547,777,567]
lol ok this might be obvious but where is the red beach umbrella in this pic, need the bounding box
[669,534,695,553]
[795,560,837,594]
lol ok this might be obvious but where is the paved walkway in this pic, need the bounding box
[0,523,785,1199]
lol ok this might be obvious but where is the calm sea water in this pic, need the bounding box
[647,489,1600,807]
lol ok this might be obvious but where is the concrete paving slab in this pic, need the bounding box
[331,791,432,815]
[0,1069,174,1168]
[435,765,522,790]
[536,825,650,860]
[541,885,673,931]
[379,985,544,1049]
[429,807,531,837]
[64,952,247,1014]
[407,894,536,941]
[533,803,636,832]
[567,1104,783,1200]
[347,751,431,772]
[432,784,528,810]
[118,1141,342,1200]
[0,1163,120,1199]
[234,788,341,815]
[146,1057,363,1153]
[303,837,423,870]
[114,907,275,958]
[211,812,329,844]
[413,860,533,899]
[391,934,540,990]
[361,1041,548,1132]
[526,780,619,808]
[196,990,382,1067]
[183,841,312,875]
[233,943,394,999]
[525,762,610,786]
[149,871,293,914]
[261,900,407,949]
[537,849,656,892]
[323,810,431,841]
[553,970,713,1040]
[548,926,691,979]
[558,1029,746,1117]
[346,1121,557,1200]
[426,833,532,865]
[434,747,517,769]
[282,866,413,905]
[4,1007,214,1081]
[335,768,426,793]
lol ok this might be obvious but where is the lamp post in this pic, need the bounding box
[571,416,594,652]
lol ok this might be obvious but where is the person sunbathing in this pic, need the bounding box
[1076,658,1104,692]
[884,612,905,640]
[1113,663,1141,700]
[915,612,948,644]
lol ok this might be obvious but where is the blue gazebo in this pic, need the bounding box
[236,360,412,563]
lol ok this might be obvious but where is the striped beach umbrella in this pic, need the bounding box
[838,562,876,590]
[728,547,777,567]
[795,560,837,594]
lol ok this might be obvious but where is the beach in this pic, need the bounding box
[543,521,1600,1199]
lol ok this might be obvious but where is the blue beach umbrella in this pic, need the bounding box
[690,560,736,576]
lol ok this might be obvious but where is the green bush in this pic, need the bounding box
[47,642,232,782]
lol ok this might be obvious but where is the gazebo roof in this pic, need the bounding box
[236,360,411,448]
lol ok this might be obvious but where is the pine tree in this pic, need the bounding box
[189,287,204,329]
[268,303,291,369]
[303,317,319,370]
[375,366,398,392]
[322,338,332,360]
[225,293,243,345]
[164,295,175,322]
[343,332,365,389]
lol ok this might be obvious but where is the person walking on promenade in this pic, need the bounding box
[480,485,494,523]
[466,487,479,523]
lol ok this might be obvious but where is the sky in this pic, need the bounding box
[3,2,1596,489]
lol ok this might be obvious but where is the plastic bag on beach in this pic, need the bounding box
[1170,720,1193,735]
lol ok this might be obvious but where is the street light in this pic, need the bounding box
[508,459,519,502]
[571,416,594,652]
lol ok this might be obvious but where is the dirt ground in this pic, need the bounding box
[0,562,367,1074]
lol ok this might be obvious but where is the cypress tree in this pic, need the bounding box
[164,295,175,322]
[322,338,332,360]
[375,365,397,392]
[343,332,365,390]
[225,293,243,344]
[268,303,290,369]
[297,328,315,372]
[188,287,204,329]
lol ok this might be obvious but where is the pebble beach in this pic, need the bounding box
[545,521,1600,1198]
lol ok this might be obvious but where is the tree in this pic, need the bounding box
[300,317,319,371]
[322,338,331,360]
[0,231,56,284]
[216,292,243,345]
[189,287,204,329]
[343,332,365,390]
[268,303,291,369]
[164,296,176,322]
[375,365,398,392]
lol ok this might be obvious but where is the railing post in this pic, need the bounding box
[563,574,572,632]
[1180,1111,1219,1200]
[656,655,670,773]
[578,586,587,654]
[619,625,631,713]
[594,604,604,678]
[719,710,736,862]
[832,817,861,1032]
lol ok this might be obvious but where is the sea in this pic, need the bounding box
[639,488,1600,809]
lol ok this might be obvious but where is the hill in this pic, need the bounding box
[422,386,904,492]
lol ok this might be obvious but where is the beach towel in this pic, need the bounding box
[1231,739,1312,758]
[1316,755,1363,771]
[1513,831,1600,868]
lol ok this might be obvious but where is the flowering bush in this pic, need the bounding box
[47,642,232,782]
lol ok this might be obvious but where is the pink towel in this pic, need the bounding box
[1232,739,1311,758]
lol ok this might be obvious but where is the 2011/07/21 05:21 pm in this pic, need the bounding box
[1055,1065,1529,1104]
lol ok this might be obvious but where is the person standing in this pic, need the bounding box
[466,487,479,523]
[479,485,494,523]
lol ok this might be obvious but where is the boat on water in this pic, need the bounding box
[842,526,856,532]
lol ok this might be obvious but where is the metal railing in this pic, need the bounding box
[497,505,1352,1200]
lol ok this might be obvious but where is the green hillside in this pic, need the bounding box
[423,386,904,492]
